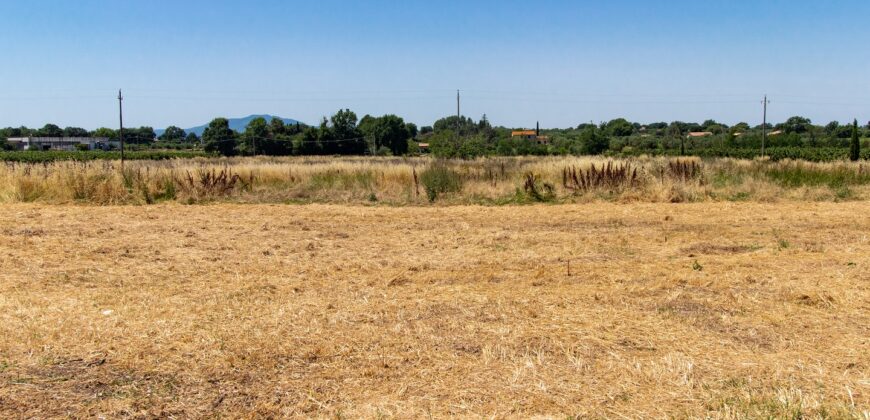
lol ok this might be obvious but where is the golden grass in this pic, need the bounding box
[1,156,868,205]
[1,202,868,418]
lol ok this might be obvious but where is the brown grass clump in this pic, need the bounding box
[0,201,868,417]
[561,161,640,193]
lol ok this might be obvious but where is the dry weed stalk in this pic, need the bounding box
[561,161,640,192]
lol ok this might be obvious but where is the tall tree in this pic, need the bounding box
[326,109,365,154]
[240,117,270,155]
[850,119,860,161]
[159,126,186,141]
[359,114,410,155]
[202,118,237,156]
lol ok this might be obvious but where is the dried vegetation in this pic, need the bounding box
[0,202,868,417]
[1,156,868,205]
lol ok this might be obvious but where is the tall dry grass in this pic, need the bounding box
[0,156,867,205]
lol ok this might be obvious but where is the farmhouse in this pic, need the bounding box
[511,122,550,144]
[6,137,117,151]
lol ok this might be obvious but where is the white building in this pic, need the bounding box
[6,137,118,151]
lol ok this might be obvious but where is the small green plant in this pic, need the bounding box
[692,260,703,271]
[419,164,462,202]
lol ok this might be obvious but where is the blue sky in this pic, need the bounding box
[0,0,868,130]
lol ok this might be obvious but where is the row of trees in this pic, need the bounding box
[201,110,417,157]
[2,114,866,160]
[0,124,171,144]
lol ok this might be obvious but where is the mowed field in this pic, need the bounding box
[0,202,868,418]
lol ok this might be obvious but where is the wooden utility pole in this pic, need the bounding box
[118,89,125,169]
[456,89,460,139]
[761,95,769,158]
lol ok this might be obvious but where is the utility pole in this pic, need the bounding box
[761,95,769,159]
[118,89,125,170]
[456,89,460,139]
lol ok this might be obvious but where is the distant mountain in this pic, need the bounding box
[156,114,303,137]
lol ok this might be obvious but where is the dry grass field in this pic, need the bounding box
[2,156,869,205]
[1,201,868,418]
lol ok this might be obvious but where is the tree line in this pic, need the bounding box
[201,111,417,157]
[2,113,866,161]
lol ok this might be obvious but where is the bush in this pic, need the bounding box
[420,164,462,202]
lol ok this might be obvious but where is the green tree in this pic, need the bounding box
[604,118,634,137]
[185,132,200,143]
[37,124,63,137]
[406,122,418,139]
[783,116,812,134]
[581,126,609,155]
[240,117,270,155]
[202,118,237,156]
[269,118,286,136]
[325,109,365,155]
[729,122,750,135]
[63,127,89,137]
[433,115,476,135]
[92,127,117,139]
[850,119,860,161]
[359,114,410,155]
[159,126,186,141]
[298,126,321,155]
[126,127,156,144]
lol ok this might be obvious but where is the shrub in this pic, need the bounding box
[420,164,462,202]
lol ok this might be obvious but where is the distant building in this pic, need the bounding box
[686,132,714,139]
[767,130,783,136]
[511,122,550,145]
[6,137,117,151]
[417,143,430,153]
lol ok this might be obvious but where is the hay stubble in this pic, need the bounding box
[0,202,867,418]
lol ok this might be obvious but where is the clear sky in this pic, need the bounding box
[1,0,868,130]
